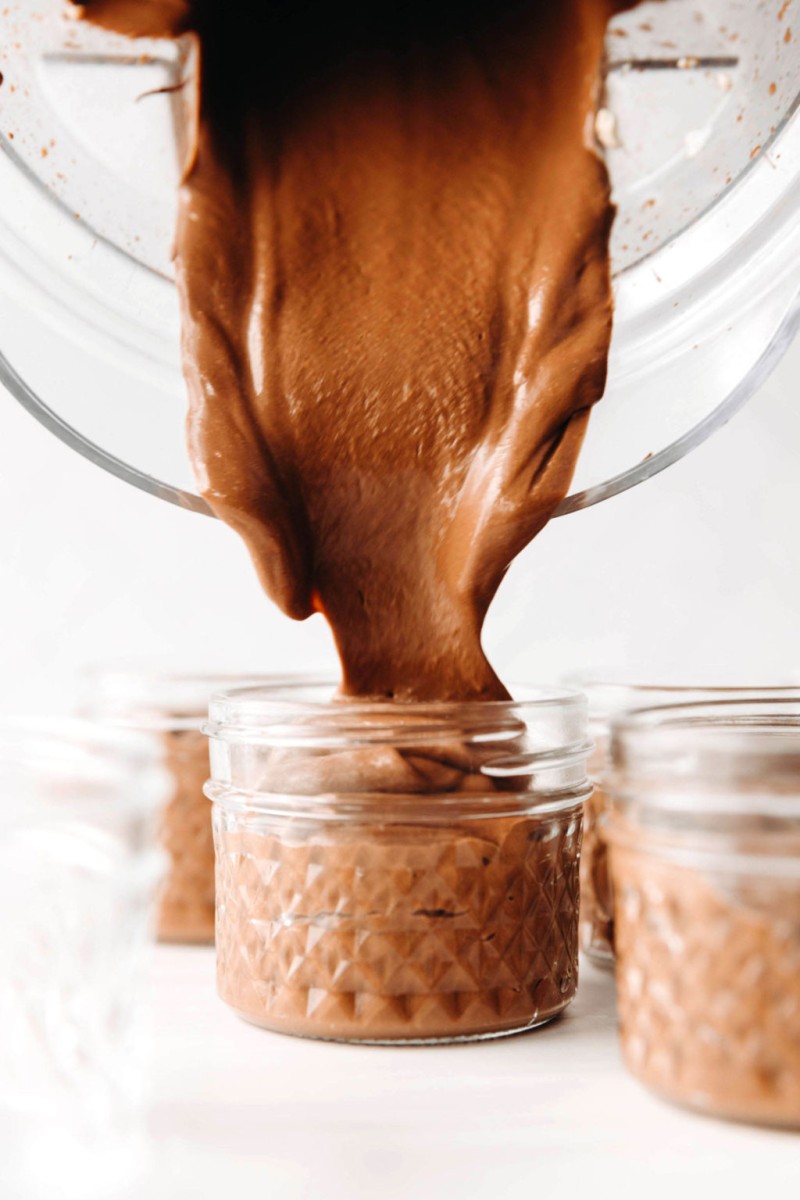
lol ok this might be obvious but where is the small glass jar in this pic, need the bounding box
[0,719,167,1194]
[606,699,800,1129]
[570,679,798,968]
[204,683,591,1044]
[84,669,278,944]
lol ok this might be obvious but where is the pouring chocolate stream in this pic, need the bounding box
[76,0,637,701]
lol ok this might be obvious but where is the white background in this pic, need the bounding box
[0,332,797,709]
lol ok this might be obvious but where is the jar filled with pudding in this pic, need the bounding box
[568,679,798,968]
[606,698,800,1129]
[84,670,274,945]
[204,682,592,1044]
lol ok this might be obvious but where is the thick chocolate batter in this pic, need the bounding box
[76,0,632,701]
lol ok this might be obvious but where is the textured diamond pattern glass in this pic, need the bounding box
[215,810,581,1042]
[613,845,800,1127]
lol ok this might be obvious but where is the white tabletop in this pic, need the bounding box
[132,945,798,1199]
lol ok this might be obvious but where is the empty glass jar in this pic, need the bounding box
[204,682,592,1043]
[606,698,800,1128]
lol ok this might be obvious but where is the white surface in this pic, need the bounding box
[113,946,800,1199]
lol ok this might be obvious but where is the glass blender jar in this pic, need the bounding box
[0,0,798,511]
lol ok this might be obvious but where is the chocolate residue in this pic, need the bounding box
[580,778,616,962]
[75,0,190,37]
[76,1,633,701]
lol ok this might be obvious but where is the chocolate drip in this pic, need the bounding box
[77,1,635,700]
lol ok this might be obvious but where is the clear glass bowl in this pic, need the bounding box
[1,0,799,514]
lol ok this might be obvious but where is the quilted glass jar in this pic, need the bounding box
[570,679,797,968]
[607,698,800,1128]
[204,682,591,1044]
[85,669,274,944]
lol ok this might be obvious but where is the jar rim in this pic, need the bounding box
[612,696,800,742]
[81,665,316,729]
[205,683,589,760]
[0,717,167,809]
[607,697,800,823]
[207,681,587,730]
[204,682,592,805]
[564,675,800,723]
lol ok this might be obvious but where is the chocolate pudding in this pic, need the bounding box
[612,841,800,1127]
[580,771,615,962]
[158,727,215,943]
[76,0,634,702]
[576,683,800,968]
[82,672,228,945]
[216,810,581,1042]
[75,1,629,1038]
[608,699,800,1126]
[208,688,587,1041]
